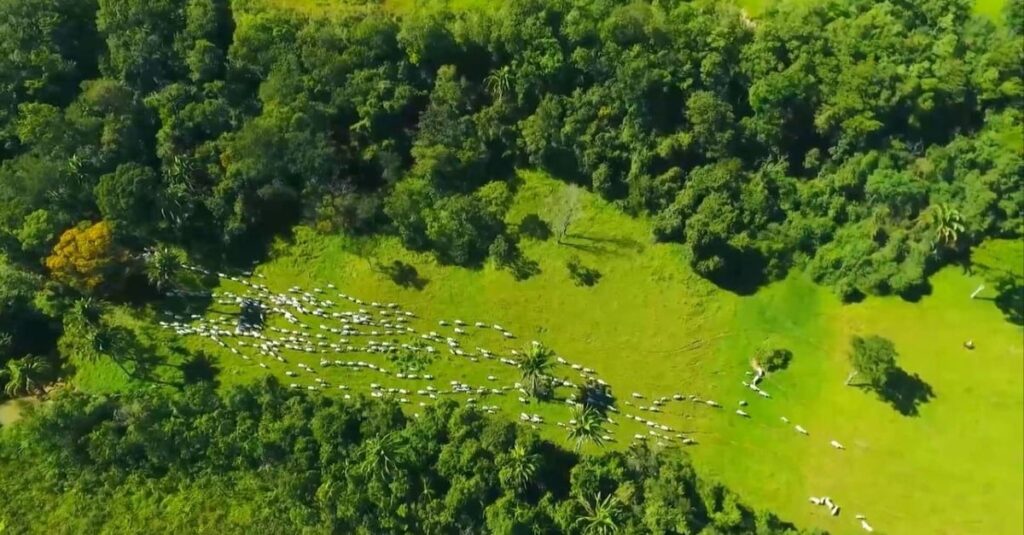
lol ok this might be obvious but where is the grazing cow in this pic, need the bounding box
[795,425,808,435]
[830,440,845,450]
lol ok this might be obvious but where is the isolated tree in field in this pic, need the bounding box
[567,406,607,452]
[498,443,540,494]
[0,355,51,397]
[551,184,583,243]
[518,343,554,400]
[144,245,185,292]
[45,221,121,291]
[847,335,898,388]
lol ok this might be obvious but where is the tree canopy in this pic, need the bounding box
[0,381,820,535]
[848,335,899,389]
[0,0,1016,299]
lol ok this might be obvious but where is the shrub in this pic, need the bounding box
[755,347,793,372]
[489,234,519,268]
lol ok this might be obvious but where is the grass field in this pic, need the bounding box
[81,171,1023,534]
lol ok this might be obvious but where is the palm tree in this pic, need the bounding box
[499,444,540,494]
[518,343,554,400]
[567,406,607,452]
[145,246,184,292]
[72,298,104,328]
[0,355,52,397]
[924,203,965,251]
[356,432,404,482]
[484,66,514,101]
[573,492,623,535]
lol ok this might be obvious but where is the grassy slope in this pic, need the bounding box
[92,171,1022,535]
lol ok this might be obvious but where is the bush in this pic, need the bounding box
[566,256,601,287]
[489,234,519,268]
[755,347,793,372]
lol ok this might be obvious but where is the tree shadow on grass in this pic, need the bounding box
[704,250,769,296]
[378,260,429,290]
[560,232,644,258]
[509,256,541,281]
[970,260,1024,326]
[179,352,221,388]
[867,368,935,416]
[976,275,1024,326]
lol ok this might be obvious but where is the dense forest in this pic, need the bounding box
[1,0,1022,363]
[0,380,821,534]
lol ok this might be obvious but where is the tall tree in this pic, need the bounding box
[923,203,966,252]
[45,221,122,292]
[566,406,607,452]
[143,245,184,292]
[573,492,623,535]
[498,443,540,495]
[0,355,51,397]
[517,343,554,400]
[847,335,898,388]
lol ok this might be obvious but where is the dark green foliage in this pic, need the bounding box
[0,0,1017,301]
[567,256,602,287]
[95,163,161,237]
[0,383,814,534]
[848,335,898,389]
[490,233,541,280]
[755,347,793,372]
[518,213,552,241]
[387,345,436,372]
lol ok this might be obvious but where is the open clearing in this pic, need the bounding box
[86,171,1024,534]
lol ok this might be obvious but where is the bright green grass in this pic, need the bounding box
[84,172,1023,534]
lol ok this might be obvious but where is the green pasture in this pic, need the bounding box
[82,171,1023,534]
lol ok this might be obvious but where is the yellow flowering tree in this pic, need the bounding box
[45,221,121,291]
